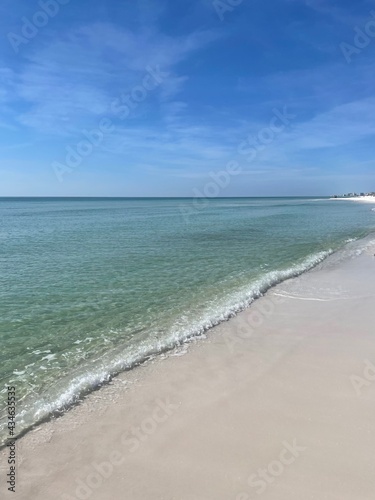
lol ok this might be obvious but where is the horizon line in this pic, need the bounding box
[0,195,332,199]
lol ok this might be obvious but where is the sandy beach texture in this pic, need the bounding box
[2,241,375,500]
[330,196,375,203]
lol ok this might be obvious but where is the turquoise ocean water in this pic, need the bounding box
[1,197,374,443]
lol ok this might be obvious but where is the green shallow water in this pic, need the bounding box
[0,197,374,442]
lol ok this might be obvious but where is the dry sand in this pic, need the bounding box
[2,242,375,500]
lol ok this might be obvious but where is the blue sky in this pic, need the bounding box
[1,0,375,196]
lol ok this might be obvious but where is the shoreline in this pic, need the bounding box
[330,196,375,203]
[2,236,375,499]
[0,249,335,447]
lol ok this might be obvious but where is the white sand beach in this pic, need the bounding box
[330,196,375,203]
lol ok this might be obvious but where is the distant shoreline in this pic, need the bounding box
[330,196,375,203]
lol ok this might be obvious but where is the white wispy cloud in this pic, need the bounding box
[5,21,219,136]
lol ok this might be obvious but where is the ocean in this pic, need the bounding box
[1,197,374,443]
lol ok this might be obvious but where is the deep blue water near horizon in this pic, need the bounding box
[1,197,374,443]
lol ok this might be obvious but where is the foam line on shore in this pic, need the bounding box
[2,235,375,445]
